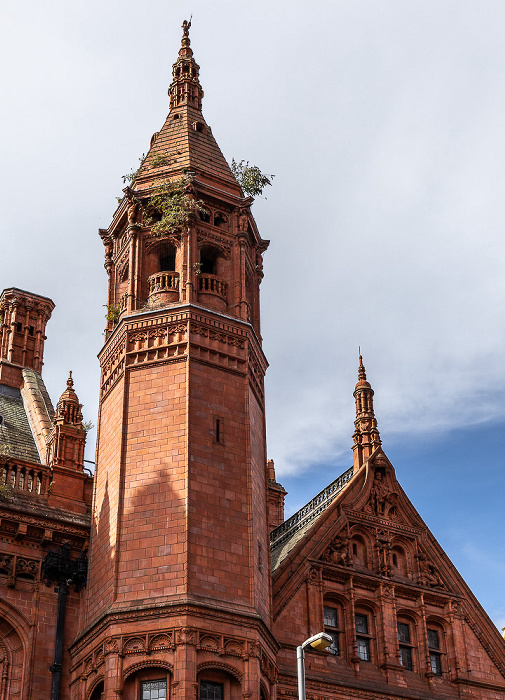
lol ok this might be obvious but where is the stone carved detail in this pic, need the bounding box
[416,551,445,589]
[16,557,39,579]
[104,638,119,655]
[308,565,322,584]
[176,627,196,646]
[375,529,392,577]
[94,646,105,667]
[259,648,277,683]
[123,636,146,654]
[223,639,244,657]
[320,532,351,567]
[0,554,13,575]
[84,656,95,677]
[199,635,220,651]
[365,469,398,517]
[190,322,245,349]
[0,553,41,585]
[149,633,173,651]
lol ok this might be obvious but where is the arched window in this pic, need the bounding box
[122,667,171,699]
[323,600,342,656]
[159,246,176,272]
[198,668,241,700]
[391,545,409,577]
[36,472,42,494]
[200,246,219,275]
[89,680,104,700]
[27,470,34,492]
[10,466,16,488]
[351,535,369,568]
[18,468,25,490]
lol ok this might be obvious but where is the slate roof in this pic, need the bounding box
[270,466,354,572]
[0,383,41,463]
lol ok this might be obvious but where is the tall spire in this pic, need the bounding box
[352,355,381,471]
[169,19,204,112]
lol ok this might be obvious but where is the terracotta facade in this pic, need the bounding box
[0,21,504,700]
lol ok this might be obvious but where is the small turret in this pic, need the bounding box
[45,373,89,514]
[0,287,54,388]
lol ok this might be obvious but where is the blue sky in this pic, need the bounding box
[1,1,504,629]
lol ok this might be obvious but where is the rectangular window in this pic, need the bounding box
[324,606,338,628]
[141,680,167,700]
[397,622,410,644]
[427,629,440,650]
[324,605,340,655]
[355,613,369,635]
[399,645,413,670]
[200,681,224,700]
[430,652,442,676]
[356,637,370,661]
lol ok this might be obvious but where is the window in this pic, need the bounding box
[200,246,218,273]
[141,679,167,699]
[397,622,413,670]
[324,605,340,655]
[200,681,223,700]
[427,628,442,675]
[355,613,371,661]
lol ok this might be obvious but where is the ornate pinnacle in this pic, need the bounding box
[180,18,193,57]
[67,371,74,390]
[358,355,366,381]
[169,18,203,111]
[352,355,381,470]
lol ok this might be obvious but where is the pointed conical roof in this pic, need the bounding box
[134,21,243,197]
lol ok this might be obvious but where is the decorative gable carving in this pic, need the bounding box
[320,531,351,567]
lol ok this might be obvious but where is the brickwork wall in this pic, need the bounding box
[115,359,189,603]
[187,359,253,607]
[248,385,271,625]
[85,378,124,621]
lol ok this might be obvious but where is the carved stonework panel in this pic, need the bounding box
[123,636,146,655]
[364,467,399,518]
[416,551,446,590]
[375,528,392,578]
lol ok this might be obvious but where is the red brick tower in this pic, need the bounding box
[71,21,276,700]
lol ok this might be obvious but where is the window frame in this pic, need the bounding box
[427,627,443,676]
[397,621,414,671]
[323,604,341,656]
[355,611,372,662]
[200,679,224,700]
[140,678,167,700]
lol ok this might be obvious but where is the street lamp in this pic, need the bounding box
[296,632,333,700]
